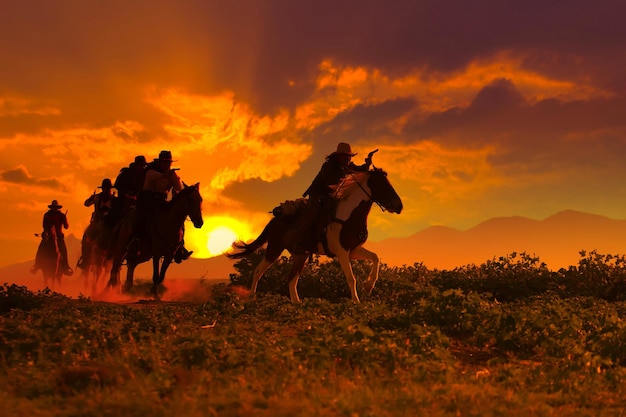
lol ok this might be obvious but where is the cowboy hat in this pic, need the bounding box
[98,178,113,189]
[331,142,357,156]
[134,155,147,165]
[48,200,62,209]
[155,150,176,162]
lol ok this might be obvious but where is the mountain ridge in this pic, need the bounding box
[3,210,626,287]
[367,210,626,269]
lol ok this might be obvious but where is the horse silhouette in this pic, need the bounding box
[228,167,403,303]
[77,221,112,293]
[33,226,62,289]
[106,182,204,298]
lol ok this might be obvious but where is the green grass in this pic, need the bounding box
[3,251,626,416]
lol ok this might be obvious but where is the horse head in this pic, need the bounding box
[177,182,204,228]
[367,167,403,214]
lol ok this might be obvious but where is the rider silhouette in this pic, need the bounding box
[84,178,116,223]
[287,142,372,253]
[32,200,73,275]
[110,155,146,223]
[129,150,192,263]
[114,156,146,206]
[78,178,117,269]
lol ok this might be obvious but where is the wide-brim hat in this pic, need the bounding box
[331,142,357,157]
[155,150,176,162]
[48,199,62,209]
[98,178,113,189]
[134,155,147,165]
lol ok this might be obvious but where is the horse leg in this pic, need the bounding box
[107,256,122,289]
[249,238,285,295]
[93,260,102,294]
[336,249,360,303]
[153,256,172,298]
[250,258,273,295]
[122,261,137,293]
[287,254,308,304]
[349,246,380,295]
[325,224,360,303]
[158,257,172,286]
[151,256,161,298]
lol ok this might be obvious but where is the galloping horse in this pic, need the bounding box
[33,226,62,289]
[106,183,204,298]
[77,221,112,293]
[227,167,403,303]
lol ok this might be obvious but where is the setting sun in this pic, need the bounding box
[207,225,238,256]
[184,216,254,259]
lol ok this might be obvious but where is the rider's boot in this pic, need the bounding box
[62,261,74,276]
[174,245,193,263]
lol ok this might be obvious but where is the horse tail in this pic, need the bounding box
[226,220,273,259]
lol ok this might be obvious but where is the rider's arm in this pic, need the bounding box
[84,193,95,207]
[348,161,370,173]
[170,171,183,195]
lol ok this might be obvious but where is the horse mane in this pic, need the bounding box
[331,172,369,199]
[171,183,198,203]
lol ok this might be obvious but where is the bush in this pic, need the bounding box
[0,284,68,314]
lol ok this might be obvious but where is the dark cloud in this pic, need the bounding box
[1,166,65,190]
[317,98,416,137]
[407,78,626,139]
[1,0,624,117]
[222,175,305,212]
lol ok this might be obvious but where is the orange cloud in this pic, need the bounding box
[371,141,501,203]
[295,54,611,131]
[0,97,60,117]
[146,88,312,193]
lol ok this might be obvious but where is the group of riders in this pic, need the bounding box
[32,150,193,276]
[31,142,375,278]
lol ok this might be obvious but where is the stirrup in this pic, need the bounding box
[174,247,193,263]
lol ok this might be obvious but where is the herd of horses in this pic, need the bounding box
[34,183,204,298]
[33,164,403,303]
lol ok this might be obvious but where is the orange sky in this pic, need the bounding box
[1,0,626,268]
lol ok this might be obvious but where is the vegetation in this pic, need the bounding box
[2,250,626,415]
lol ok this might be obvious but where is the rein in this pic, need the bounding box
[347,172,386,212]
[331,172,384,226]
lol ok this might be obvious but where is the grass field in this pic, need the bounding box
[3,251,626,416]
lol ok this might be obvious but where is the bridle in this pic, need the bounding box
[340,169,386,212]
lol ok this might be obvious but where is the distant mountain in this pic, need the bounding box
[367,210,626,270]
[4,211,626,287]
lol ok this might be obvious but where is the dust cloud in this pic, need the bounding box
[3,270,229,305]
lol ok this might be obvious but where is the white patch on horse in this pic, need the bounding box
[334,173,371,222]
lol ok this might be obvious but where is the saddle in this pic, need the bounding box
[278,196,339,255]
[271,198,308,218]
